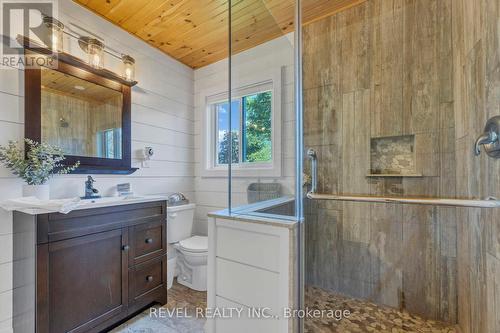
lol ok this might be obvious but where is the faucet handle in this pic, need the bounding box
[474,116,500,157]
[474,131,497,156]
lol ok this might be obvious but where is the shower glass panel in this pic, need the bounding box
[228,0,299,221]
[301,0,500,332]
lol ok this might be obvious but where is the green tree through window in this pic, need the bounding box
[243,92,272,162]
[214,90,272,166]
[218,131,239,164]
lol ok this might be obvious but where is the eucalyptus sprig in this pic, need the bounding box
[0,139,80,185]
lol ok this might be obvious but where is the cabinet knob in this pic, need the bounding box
[145,238,153,244]
[146,275,153,282]
[122,245,130,251]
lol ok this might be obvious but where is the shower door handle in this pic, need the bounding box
[474,116,500,157]
[307,148,317,194]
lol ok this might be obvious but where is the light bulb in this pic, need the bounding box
[125,67,132,80]
[51,35,58,50]
[92,53,101,68]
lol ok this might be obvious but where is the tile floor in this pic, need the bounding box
[304,286,459,333]
[110,280,207,333]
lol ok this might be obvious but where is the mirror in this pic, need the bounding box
[40,67,123,159]
[24,46,136,174]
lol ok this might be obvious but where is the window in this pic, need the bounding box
[214,91,272,166]
[96,128,122,159]
[242,92,273,163]
[215,100,241,164]
[202,73,282,178]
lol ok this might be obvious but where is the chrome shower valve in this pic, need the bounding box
[474,116,500,158]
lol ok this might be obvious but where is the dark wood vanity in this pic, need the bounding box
[14,200,168,333]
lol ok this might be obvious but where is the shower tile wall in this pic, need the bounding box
[303,0,457,324]
[303,0,500,331]
[453,0,500,332]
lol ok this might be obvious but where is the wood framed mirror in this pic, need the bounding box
[23,41,138,174]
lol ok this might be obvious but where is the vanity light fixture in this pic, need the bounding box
[36,22,138,82]
[78,36,104,69]
[43,16,64,52]
[121,55,135,82]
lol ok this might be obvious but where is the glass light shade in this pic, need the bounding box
[122,55,135,81]
[43,16,64,52]
[88,43,104,68]
[81,38,104,69]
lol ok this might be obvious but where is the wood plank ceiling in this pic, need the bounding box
[73,0,365,69]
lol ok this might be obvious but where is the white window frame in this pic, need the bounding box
[201,68,282,178]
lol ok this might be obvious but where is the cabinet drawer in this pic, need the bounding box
[129,220,166,266]
[128,256,167,305]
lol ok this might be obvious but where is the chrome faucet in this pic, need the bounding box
[83,176,101,199]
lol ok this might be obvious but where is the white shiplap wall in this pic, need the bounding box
[193,35,296,235]
[0,2,195,331]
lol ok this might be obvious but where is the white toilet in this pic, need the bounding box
[166,203,208,291]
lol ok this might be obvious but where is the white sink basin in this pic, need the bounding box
[9,195,168,215]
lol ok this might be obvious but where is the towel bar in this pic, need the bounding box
[306,192,500,208]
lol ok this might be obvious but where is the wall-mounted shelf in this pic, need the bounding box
[370,134,416,175]
[71,166,139,175]
[366,173,423,178]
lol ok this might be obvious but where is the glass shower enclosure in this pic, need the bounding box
[300,0,500,332]
[227,0,500,332]
[227,0,300,220]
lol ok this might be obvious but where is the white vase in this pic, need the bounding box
[23,184,50,200]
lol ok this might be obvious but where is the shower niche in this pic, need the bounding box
[368,135,421,177]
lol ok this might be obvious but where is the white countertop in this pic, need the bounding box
[209,210,299,229]
[208,197,300,229]
[10,195,168,215]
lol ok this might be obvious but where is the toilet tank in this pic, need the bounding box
[167,203,196,243]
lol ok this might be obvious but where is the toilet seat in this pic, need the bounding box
[178,236,208,253]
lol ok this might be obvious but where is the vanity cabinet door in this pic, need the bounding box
[40,228,129,333]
